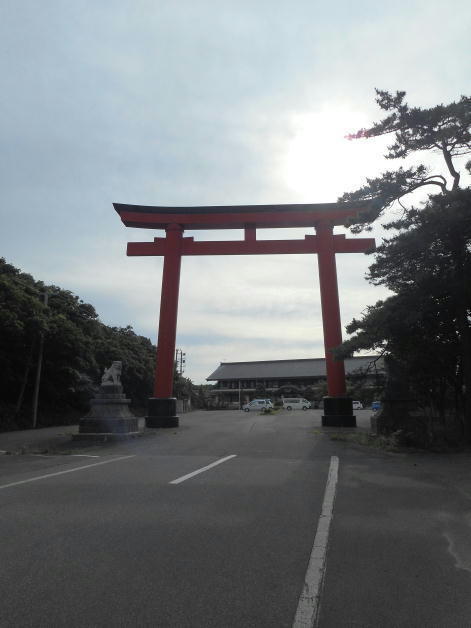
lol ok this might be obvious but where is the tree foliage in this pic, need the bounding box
[340,90,470,231]
[337,89,471,444]
[0,258,156,430]
[340,190,471,425]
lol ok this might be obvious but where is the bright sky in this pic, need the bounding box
[1,0,470,383]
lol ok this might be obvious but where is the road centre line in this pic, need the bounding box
[292,455,339,628]
[170,455,237,484]
[0,455,135,490]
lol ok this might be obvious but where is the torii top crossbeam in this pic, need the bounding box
[114,201,368,230]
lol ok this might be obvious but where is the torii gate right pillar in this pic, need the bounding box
[316,221,356,427]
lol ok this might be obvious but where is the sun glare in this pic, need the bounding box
[282,109,378,202]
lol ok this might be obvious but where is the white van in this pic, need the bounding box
[282,398,311,411]
[352,401,363,410]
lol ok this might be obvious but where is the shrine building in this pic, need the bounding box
[207,356,385,407]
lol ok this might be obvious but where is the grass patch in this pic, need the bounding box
[328,431,401,452]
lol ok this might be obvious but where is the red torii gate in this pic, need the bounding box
[114,202,375,428]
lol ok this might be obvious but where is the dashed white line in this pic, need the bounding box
[32,454,100,458]
[0,455,135,490]
[170,455,237,484]
[293,455,339,628]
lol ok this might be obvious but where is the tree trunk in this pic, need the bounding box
[453,231,471,442]
[14,344,34,417]
[459,318,471,442]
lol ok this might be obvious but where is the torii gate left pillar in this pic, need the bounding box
[147,223,184,426]
[113,201,375,428]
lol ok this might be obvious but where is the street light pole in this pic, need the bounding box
[32,290,48,429]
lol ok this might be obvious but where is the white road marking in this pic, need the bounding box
[32,454,100,458]
[170,454,237,484]
[293,455,339,628]
[0,455,135,490]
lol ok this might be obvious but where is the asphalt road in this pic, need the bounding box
[1,410,470,627]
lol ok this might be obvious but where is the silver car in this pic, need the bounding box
[242,399,273,412]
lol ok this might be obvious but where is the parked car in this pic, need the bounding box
[282,398,311,411]
[352,400,363,410]
[242,399,273,412]
[371,400,381,412]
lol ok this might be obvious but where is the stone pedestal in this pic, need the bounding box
[146,397,179,428]
[74,383,139,441]
[322,396,356,427]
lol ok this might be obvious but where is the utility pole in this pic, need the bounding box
[32,290,48,429]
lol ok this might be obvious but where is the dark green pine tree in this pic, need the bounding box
[339,90,470,231]
[336,90,471,445]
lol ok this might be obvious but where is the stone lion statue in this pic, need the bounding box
[101,361,122,385]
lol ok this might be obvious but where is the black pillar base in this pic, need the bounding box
[322,396,356,427]
[146,397,179,428]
